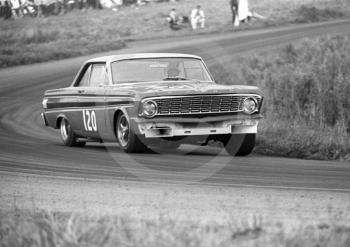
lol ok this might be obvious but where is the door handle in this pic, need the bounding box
[78,90,85,94]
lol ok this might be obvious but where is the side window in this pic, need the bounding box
[77,65,92,87]
[90,64,108,87]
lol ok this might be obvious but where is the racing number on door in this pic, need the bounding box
[83,110,97,132]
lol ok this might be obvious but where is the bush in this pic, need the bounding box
[295,5,345,23]
[210,35,350,160]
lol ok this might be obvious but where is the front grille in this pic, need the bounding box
[154,95,249,116]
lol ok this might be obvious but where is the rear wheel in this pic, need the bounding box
[60,118,85,147]
[224,134,255,156]
[116,113,147,153]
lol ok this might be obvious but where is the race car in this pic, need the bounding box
[42,53,263,156]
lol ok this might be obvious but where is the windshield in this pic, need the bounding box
[111,58,213,84]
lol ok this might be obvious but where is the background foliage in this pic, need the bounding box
[210,35,350,160]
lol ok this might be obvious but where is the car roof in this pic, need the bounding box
[86,53,202,63]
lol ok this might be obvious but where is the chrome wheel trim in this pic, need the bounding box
[118,115,130,147]
[60,119,69,141]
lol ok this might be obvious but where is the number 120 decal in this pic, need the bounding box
[83,110,97,132]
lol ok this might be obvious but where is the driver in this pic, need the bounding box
[167,68,180,78]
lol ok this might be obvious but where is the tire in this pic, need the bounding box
[116,112,147,153]
[60,118,86,147]
[224,134,255,156]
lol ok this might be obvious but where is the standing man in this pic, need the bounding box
[0,0,5,18]
[4,0,12,18]
[10,0,21,18]
[230,0,238,25]
[190,5,205,30]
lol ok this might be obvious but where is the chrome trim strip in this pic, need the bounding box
[142,93,262,101]
[44,96,132,99]
[44,105,132,113]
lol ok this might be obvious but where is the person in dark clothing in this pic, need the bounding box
[5,0,11,18]
[1,0,12,19]
[230,0,238,24]
[0,1,4,18]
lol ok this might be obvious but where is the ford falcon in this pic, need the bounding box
[42,53,263,156]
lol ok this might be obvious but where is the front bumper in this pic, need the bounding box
[133,115,261,138]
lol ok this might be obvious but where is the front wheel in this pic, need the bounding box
[223,134,256,156]
[60,118,85,147]
[116,113,147,153]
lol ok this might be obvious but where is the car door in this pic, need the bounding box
[78,63,109,139]
[57,63,92,137]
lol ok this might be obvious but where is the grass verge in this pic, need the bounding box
[0,210,349,247]
[1,0,350,67]
[209,35,350,161]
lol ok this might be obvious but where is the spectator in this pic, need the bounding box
[236,0,265,26]
[237,0,251,23]
[10,0,22,18]
[230,0,238,26]
[67,0,75,11]
[22,0,36,16]
[0,0,5,18]
[167,8,180,30]
[190,5,204,30]
[1,0,12,19]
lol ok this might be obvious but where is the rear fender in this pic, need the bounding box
[56,113,68,129]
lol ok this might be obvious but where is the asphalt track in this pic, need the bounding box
[1,20,350,191]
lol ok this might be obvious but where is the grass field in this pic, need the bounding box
[1,0,350,67]
[1,210,349,247]
[209,34,350,161]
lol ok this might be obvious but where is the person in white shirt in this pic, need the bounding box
[237,0,251,23]
[233,0,266,27]
[10,0,21,17]
[190,5,205,30]
[168,8,177,23]
[167,8,181,30]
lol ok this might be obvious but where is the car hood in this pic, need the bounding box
[114,81,262,99]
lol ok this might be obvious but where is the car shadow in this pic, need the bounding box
[73,143,227,157]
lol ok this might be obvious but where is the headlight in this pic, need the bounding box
[242,97,258,114]
[141,100,157,118]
